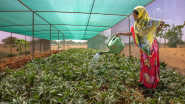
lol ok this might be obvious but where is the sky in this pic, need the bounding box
[0,0,185,44]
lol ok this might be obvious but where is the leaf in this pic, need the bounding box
[33,94,39,99]
[57,98,63,102]
[22,86,26,90]
[57,94,63,96]
[13,98,17,102]
[38,91,43,97]
[16,48,19,52]
[50,89,56,94]
[0,48,184,103]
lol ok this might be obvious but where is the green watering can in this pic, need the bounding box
[98,35,125,55]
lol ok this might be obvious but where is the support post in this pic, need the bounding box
[40,39,41,52]
[69,38,70,49]
[32,12,35,60]
[10,33,12,56]
[25,35,26,55]
[50,25,51,56]
[128,16,131,58]
[58,30,59,52]
[63,35,65,50]
[45,40,46,51]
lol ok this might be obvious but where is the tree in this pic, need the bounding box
[51,40,57,44]
[1,37,17,45]
[156,28,164,46]
[163,24,170,47]
[166,24,179,47]
[60,40,64,44]
[13,39,30,58]
[175,21,185,48]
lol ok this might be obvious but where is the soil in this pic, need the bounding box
[121,45,185,76]
[0,50,64,73]
[51,45,87,50]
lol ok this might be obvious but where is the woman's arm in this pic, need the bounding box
[156,20,164,34]
[116,32,132,37]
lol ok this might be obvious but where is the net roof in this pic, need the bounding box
[0,0,153,40]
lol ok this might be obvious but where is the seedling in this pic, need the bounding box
[13,39,30,58]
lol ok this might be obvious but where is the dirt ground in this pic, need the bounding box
[0,45,48,54]
[121,45,185,76]
[0,50,64,73]
[51,45,87,50]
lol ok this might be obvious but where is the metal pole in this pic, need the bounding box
[58,30,59,52]
[32,12,35,59]
[10,33,12,56]
[25,35,26,55]
[128,16,131,57]
[45,40,46,51]
[69,38,70,49]
[111,27,112,36]
[102,32,103,50]
[63,34,65,50]
[50,25,51,56]
[40,39,41,52]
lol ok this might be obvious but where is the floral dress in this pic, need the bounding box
[131,26,160,89]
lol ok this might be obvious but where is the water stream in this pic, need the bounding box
[89,52,102,68]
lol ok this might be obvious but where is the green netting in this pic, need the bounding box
[0,0,29,11]
[0,26,31,33]
[86,26,110,31]
[88,28,111,50]
[85,31,101,35]
[0,12,32,25]
[62,31,85,35]
[20,0,94,13]
[0,0,153,40]
[36,12,90,25]
[92,0,153,15]
[89,14,127,26]
[54,25,87,31]
[0,14,48,27]
[0,19,15,26]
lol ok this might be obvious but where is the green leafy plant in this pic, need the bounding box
[160,61,167,69]
[13,39,30,58]
[175,22,185,48]
[0,48,184,103]
[0,51,17,59]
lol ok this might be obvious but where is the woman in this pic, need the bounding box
[116,6,164,91]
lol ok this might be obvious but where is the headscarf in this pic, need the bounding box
[133,6,161,56]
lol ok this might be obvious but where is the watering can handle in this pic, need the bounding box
[107,34,121,47]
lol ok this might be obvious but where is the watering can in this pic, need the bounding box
[98,35,125,55]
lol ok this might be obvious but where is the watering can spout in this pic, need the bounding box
[98,51,110,55]
[98,50,112,55]
[98,52,104,55]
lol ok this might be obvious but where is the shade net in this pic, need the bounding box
[0,0,153,40]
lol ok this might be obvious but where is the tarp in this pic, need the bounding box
[0,0,153,40]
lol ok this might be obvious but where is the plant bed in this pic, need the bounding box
[0,48,184,103]
[0,51,17,59]
[0,50,64,72]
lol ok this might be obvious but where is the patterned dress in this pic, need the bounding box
[131,26,160,89]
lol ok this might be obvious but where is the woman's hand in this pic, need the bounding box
[116,33,120,37]
[156,20,164,34]
[160,20,164,27]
